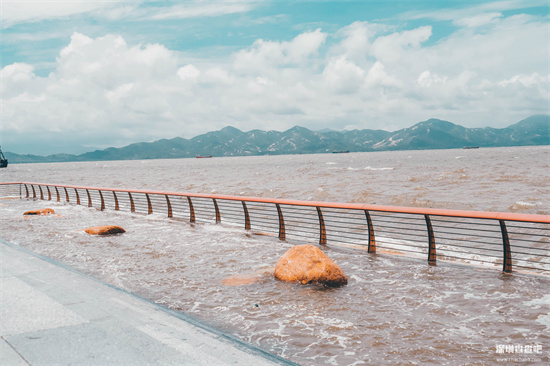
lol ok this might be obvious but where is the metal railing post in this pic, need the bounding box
[55,187,60,202]
[99,190,105,211]
[74,188,80,205]
[24,184,29,198]
[317,206,327,245]
[165,195,173,218]
[187,197,195,223]
[86,189,92,207]
[213,198,221,223]
[276,203,286,241]
[364,210,376,253]
[146,193,153,214]
[242,201,251,230]
[425,214,436,264]
[46,186,51,201]
[113,191,119,210]
[64,187,69,202]
[31,185,36,199]
[39,185,44,200]
[128,192,135,212]
[500,220,512,273]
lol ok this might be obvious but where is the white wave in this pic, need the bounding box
[349,274,366,283]
[364,166,393,171]
[523,294,550,308]
[535,314,550,330]
[514,201,538,207]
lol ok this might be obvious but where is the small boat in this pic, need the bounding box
[0,146,8,168]
[196,155,213,158]
[332,150,349,154]
[463,146,479,149]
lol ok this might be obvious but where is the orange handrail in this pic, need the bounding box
[2,181,548,223]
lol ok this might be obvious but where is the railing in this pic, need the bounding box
[1,182,549,276]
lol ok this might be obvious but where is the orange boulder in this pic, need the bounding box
[23,208,55,215]
[274,244,348,287]
[85,225,126,235]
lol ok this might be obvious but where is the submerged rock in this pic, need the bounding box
[222,267,275,286]
[274,244,348,287]
[222,274,259,286]
[85,225,126,235]
[23,208,55,216]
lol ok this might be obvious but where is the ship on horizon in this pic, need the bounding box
[0,146,8,168]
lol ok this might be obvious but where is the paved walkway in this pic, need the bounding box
[0,239,296,366]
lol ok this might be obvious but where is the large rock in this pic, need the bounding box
[274,244,348,287]
[23,208,55,215]
[85,225,126,235]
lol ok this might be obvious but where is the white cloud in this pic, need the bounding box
[1,63,36,94]
[285,29,327,63]
[147,1,254,20]
[233,29,327,73]
[59,32,95,57]
[417,70,448,87]
[256,76,272,86]
[371,26,432,63]
[1,0,260,29]
[177,65,201,80]
[105,83,134,103]
[323,56,365,94]
[2,32,185,147]
[332,21,388,63]
[499,73,548,88]
[0,0,125,28]
[401,0,543,23]
[454,12,502,27]
[365,61,401,89]
[204,67,234,84]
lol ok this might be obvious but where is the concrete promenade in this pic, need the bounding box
[0,239,296,366]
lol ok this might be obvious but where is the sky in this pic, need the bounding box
[1,0,548,155]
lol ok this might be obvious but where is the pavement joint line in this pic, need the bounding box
[2,336,31,366]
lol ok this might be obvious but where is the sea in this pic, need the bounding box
[1,146,549,365]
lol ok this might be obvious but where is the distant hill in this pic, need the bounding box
[4,115,549,163]
[372,115,549,150]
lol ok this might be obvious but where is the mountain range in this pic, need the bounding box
[4,115,549,164]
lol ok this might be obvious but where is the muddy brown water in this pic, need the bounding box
[1,146,548,365]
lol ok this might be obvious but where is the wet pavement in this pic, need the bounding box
[0,239,295,366]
